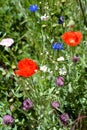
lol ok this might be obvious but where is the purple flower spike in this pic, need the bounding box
[3,115,14,125]
[72,56,79,62]
[51,101,60,109]
[56,76,64,87]
[23,99,33,111]
[60,113,69,125]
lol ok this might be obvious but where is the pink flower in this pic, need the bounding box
[0,38,14,47]
[56,76,64,87]
[23,99,33,111]
[51,101,60,109]
[3,115,14,125]
[60,113,69,125]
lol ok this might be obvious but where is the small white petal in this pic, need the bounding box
[59,68,67,75]
[40,65,48,72]
[57,57,64,61]
[41,14,49,21]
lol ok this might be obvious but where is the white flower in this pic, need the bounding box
[59,68,67,75]
[40,65,48,72]
[0,38,14,47]
[40,65,51,73]
[41,14,49,21]
[57,57,64,61]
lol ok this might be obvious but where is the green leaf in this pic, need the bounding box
[68,83,73,93]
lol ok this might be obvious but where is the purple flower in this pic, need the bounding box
[29,5,38,12]
[52,42,64,50]
[72,56,79,62]
[3,115,14,125]
[23,99,33,111]
[56,76,64,87]
[51,101,60,109]
[60,113,69,125]
[58,16,64,24]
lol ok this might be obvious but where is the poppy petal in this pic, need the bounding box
[61,31,82,46]
[14,58,38,77]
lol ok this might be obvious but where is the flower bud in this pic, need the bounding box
[56,76,64,87]
[3,115,14,125]
[60,113,69,125]
[23,99,33,111]
[72,56,79,62]
[51,101,60,109]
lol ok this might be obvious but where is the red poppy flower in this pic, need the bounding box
[14,58,38,77]
[61,31,82,46]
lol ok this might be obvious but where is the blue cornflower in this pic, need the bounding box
[52,42,64,50]
[58,16,64,24]
[29,5,38,12]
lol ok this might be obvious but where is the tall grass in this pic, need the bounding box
[0,0,87,129]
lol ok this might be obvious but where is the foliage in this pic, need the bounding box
[0,0,87,130]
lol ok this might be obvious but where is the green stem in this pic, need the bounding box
[78,0,87,26]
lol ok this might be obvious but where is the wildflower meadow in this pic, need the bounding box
[0,0,87,130]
